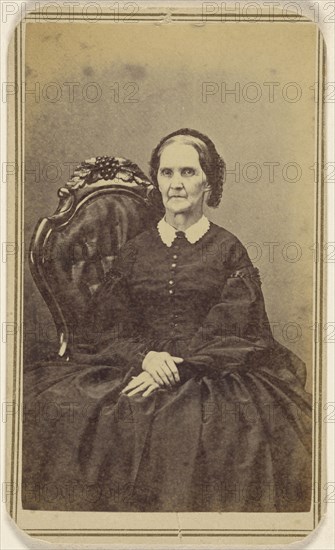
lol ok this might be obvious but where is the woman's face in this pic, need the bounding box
[157,142,209,216]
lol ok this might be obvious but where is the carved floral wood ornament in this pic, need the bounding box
[67,156,153,188]
[52,156,155,223]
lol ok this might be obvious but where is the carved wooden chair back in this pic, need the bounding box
[29,156,163,358]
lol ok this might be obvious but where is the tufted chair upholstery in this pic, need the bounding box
[29,157,163,357]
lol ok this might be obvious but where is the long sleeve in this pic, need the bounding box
[182,241,274,377]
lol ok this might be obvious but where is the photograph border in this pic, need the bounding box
[5,4,326,545]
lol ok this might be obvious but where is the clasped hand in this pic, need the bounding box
[122,351,183,398]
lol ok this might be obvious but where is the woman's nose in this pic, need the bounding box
[170,176,184,188]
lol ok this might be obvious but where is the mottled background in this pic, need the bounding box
[23,21,318,391]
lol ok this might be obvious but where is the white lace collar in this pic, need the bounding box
[157,215,210,247]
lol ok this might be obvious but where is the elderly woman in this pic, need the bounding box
[23,128,312,512]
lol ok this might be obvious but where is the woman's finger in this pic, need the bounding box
[171,356,184,364]
[123,381,146,395]
[148,368,165,387]
[156,366,172,387]
[163,359,176,386]
[126,381,150,397]
[122,380,141,393]
[122,374,147,393]
[142,384,159,398]
[165,358,180,383]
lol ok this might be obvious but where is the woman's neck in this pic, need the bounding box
[164,210,203,232]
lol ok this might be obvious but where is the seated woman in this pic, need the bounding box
[23,128,312,513]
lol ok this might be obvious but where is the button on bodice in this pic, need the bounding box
[129,227,227,345]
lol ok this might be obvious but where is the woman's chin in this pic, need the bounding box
[165,199,191,214]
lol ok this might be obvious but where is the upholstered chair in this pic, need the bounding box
[29,156,163,358]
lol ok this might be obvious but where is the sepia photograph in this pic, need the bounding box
[3,1,331,546]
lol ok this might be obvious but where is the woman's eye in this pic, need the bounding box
[181,168,195,177]
[160,169,173,177]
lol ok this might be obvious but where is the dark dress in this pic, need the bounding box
[22,223,312,512]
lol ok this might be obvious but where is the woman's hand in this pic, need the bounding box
[121,371,160,398]
[142,351,183,387]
